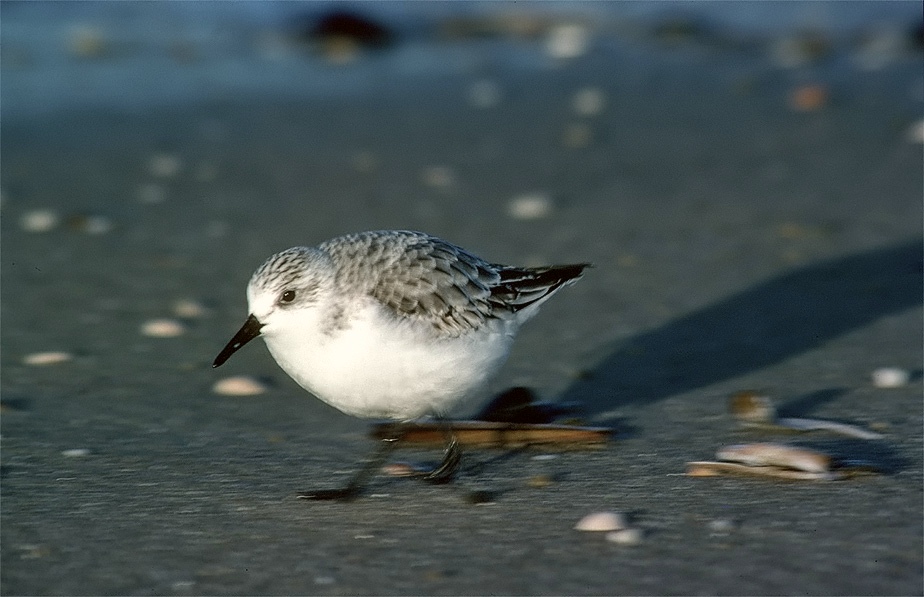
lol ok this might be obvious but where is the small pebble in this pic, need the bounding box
[605,528,643,545]
[69,25,107,58]
[465,489,496,505]
[173,299,208,319]
[728,391,777,424]
[508,193,552,220]
[20,209,59,233]
[148,153,183,179]
[527,474,554,488]
[872,367,910,388]
[574,511,627,532]
[67,214,112,235]
[467,79,501,108]
[61,448,90,458]
[140,318,185,338]
[562,123,592,148]
[212,376,268,396]
[708,518,739,534]
[788,84,829,112]
[572,87,605,116]
[23,351,72,366]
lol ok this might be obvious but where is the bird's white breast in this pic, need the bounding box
[262,299,514,420]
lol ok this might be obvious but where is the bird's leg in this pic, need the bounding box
[297,426,404,501]
[421,416,462,484]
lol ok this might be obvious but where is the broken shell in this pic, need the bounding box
[729,391,777,424]
[575,511,627,532]
[716,443,831,473]
[872,367,910,388]
[173,299,209,319]
[775,417,884,440]
[23,351,73,366]
[212,376,268,396]
[686,461,842,481]
[140,318,185,338]
[508,193,552,220]
[605,528,643,545]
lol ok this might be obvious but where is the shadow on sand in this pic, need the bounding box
[559,238,923,416]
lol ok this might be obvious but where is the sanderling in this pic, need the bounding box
[214,230,588,499]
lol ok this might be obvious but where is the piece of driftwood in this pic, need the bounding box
[370,421,612,450]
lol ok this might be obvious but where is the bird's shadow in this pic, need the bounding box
[558,238,923,415]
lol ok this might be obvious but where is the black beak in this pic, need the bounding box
[213,314,264,368]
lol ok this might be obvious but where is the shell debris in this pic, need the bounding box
[140,318,186,338]
[716,443,831,473]
[23,351,73,366]
[508,192,553,220]
[606,528,643,546]
[212,376,268,396]
[574,511,627,532]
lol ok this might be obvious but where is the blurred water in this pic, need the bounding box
[1,1,920,120]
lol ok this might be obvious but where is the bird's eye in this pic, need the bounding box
[280,290,296,304]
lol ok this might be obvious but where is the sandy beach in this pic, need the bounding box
[2,3,922,595]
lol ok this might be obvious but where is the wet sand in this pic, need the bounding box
[2,17,923,596]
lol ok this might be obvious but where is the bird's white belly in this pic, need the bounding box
[263,306,514,420]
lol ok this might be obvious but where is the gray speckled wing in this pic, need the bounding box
[322,231,589,337]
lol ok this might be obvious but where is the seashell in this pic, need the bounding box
[173,299,208,319]
[140,318,185,338]
[574,511,627,532]
[23,351,72,366]
[546,24,589,59]
[605,527,643,545]
[508,193,552,220]
[686,461,842,481]
[212,375,268,396]
[716,443,831,473]
[872,367,910,388]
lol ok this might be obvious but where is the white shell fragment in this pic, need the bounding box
[20,209,60,232]
[606,528,643,545]
[546,24,589,59]
[140,318,186,338]
[23,351,73,366]
[872,367,910,388]
[508,193,552,220]
[212,376,268,396]
[173,299,209,319]
[716,443,831,473]
[574,511,627,532]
